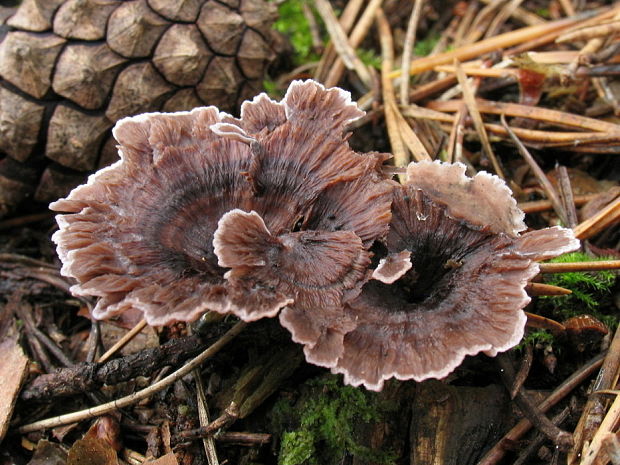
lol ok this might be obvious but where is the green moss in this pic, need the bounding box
[414,33,440,57]
[274,0,322,65]
[539,252,617,327]
[274,375,396,465]
[357,48,382,70]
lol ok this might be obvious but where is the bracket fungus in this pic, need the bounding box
[51,80,579,391]
[51,80,393,326]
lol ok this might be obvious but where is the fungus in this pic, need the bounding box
[280,160,580,391]
[50,80,393,326]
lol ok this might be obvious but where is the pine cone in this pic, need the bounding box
[0,0,278,217]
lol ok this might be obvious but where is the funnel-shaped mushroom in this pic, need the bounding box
[51,80,394,326]
[280,161,580,390]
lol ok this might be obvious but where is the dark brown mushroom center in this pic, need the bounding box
[385,188,497,305]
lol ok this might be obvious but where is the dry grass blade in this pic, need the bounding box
[557,19,620,43]
[324,0,383,88]
[376,8,408,179]
[313,0,373,88]
[573,196,620,239]
[456,62,505,178]
[399,0,424,105]
[194,368,219,465]
[314,0,364,81]
[480,0,546,26]
[500,114,566,221]
[427,98,620,133]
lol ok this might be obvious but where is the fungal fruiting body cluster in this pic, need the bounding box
[51,80,579,390]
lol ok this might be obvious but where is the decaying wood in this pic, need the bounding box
[153,24,211,87]
[53,0,119,41]
[216,345,304,419]
[52,43,127,110]
[106,0,170,58]
[20,333,209,402]
[105,63,174,122]
[18,322,247,434]
[0,31,66,99]
[196,1,244,55]
[0,87,45,162]
[47,104,112,171]
[410,381,510,465]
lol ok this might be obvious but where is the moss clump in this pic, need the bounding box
[273,375,396,465]
[539,252,617,329]
[273,0,322,65]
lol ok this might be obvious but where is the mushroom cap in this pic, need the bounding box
[51,80,394,326]
[280,161,579,390]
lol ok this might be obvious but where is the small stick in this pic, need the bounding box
[557,19,620,43]
[194,366,219,465]
[215,432,271,446]
[511,344,534,399]
[175,403,239,443]
[97,319,148,363]
[457,62,505,179]
[573,196,620,240]
[400,0,425,105]
[539,260,620,273]
[477,352,605,465]
[17,321,247,433]
[496,353,574,449]
[513,406,572,465]
[518,194,598,214]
